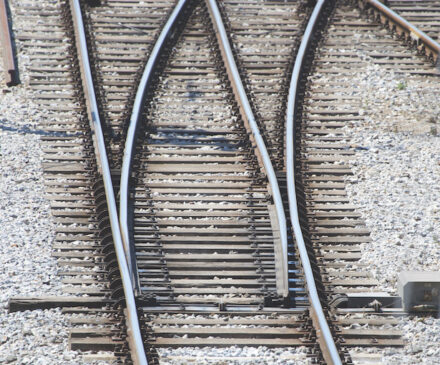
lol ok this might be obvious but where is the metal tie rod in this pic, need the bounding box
[286,0,343,364]
[69,0,147,363]
[205,0,290,298]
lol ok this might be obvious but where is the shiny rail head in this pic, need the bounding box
[120,0,189,296]
[204,0,289,298]
[286,0,344,363]
[360,0,440,65]
[69,0,148,363]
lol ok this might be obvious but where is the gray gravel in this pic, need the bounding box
[0,0,438,364]
[343,66,440,364]
[157,346,309,365]
[0,0,112,363]
[0,71,88,363]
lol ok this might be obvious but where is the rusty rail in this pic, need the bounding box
[360,0,440,64]
[0,0,17,86]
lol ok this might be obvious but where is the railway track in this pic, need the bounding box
[8,0,440,363]
[387,0,440,44]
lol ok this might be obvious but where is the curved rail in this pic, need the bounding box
[69,0,147,364]
[120,0,188,294]
[205,0,289,298]
[361,0,440,63]
[286,0,343,364]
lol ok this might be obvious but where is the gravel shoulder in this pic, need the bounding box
[0,59,88,363]
[0,1,110,363]
[343,65,440,364]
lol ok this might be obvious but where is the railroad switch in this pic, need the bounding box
[329,293,402,311]
[398,271,440,313]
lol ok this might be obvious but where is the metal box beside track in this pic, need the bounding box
[398,271,440,312]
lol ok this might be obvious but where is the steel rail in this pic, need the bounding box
[69,0,147,364]
[362,0,440,63]
[205,0,289,298]
[286,0,343,364]
[0,0,17,86]
[120,0,188,294]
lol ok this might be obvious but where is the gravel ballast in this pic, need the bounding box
[0,1,439,364]
[0,67,87,363]
[0,0,110,363]
[343,65,440,364]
